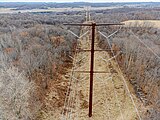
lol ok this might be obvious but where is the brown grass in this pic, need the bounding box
[122,20,160,28]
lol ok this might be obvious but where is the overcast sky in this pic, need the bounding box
[0,0,159,2]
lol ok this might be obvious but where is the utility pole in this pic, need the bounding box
[85,6,91,21]
[89,22,96,117]
[85,9,88,22]
[64,22,124,117]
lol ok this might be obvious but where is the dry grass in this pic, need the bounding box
[122,20,160,28]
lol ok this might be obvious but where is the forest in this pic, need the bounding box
[0,12,84,119]
[0,2,160,120]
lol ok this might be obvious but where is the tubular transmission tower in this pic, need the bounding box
[85,6,91,21]
[64,22,124,117]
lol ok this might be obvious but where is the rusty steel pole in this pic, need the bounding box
[89,22,96,117]
[63,22,124,118]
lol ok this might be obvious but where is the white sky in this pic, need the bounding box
[0,0,159,2]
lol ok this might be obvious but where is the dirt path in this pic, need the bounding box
[40,25,142,120]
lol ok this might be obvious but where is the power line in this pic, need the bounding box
[61,38,80,120]
[130,30,160,59]
[123,13,160,59]
[61,10,143,119]
[61,17,160,120]
[99,31,142,120]
[98,51,122,63]
[63,21,124,118]
[61,27,90,120]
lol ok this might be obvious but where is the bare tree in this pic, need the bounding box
[0,66,41,120]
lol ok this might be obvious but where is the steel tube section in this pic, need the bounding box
[63,23,92,26]
[79,31,89,39]
[63,23,124,26]
[72,71,112,73]
[99,51,122,63]
[72,49,116,52]
[96,23,125,26]
[68,30,79,38]
[89,23,96,117]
